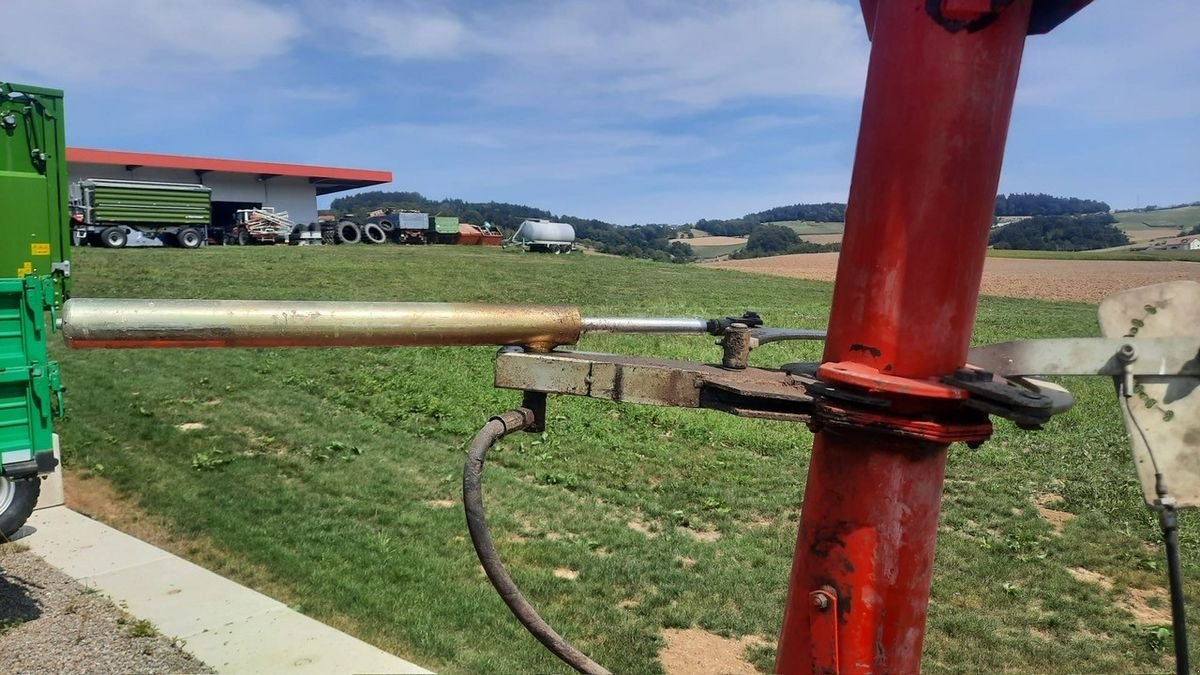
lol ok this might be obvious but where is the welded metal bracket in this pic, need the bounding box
[494,350,814,423]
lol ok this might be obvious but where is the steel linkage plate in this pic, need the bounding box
[1098,281,1200,508]
[494,350,814,422]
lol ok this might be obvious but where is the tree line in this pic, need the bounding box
[989,213,1127,251]
[696,193,1109,238]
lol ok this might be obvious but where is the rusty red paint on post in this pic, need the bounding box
[775,1,1036,672]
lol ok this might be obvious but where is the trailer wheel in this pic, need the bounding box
[0,476,40,539]
[99,227,127,248]
[362,222,387,244]
[177,227,204,249]
[337,221,362,244]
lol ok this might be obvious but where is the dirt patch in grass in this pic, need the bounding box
[628,519,658,538]
[1068,567,1170,624]
[679,526,721,543]
[175,422,207,431]
[1120,587,1172,625]
[706,253,1200,303]
[1069,567,1115,590]
[1033,493,1074,534]
[553,568,579,580]
[425,499,456,508]
[659,628,766,675]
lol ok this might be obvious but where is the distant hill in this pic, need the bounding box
[989,213,1127,251]
[695,192,1111,237]
[1113,204,1200,231]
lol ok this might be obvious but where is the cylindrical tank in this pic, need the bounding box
[513,220,575,246]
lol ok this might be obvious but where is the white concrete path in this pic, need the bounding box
[21,506,431,674]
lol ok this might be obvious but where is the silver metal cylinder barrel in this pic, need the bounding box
[580,317,709,334]
[62,298,583,351]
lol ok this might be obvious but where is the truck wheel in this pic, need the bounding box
[337,221,362,244]
[237,229,252,246]
[177,227,204,249]
[362,222,387,244]
[100,227,127,248]
[0,476,40,539]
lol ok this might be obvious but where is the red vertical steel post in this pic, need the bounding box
[776,1,1035,673]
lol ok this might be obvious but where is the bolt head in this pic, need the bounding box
[811,593,830,609]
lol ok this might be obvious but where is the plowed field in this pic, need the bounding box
[705,252,1200,303]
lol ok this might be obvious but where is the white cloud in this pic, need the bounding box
[326,1,467,60]
[327,0,870,112]
[0,0,305,84]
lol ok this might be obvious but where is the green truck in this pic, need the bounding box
[0,82,69,536]
[71,178,212,249]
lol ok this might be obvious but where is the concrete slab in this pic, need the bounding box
[33,434,64,511]
[21,507,431,674]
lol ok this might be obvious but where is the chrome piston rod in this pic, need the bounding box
[60,298,731,351]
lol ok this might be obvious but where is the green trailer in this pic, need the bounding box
[0,82,68,536]
[72,178,212,249]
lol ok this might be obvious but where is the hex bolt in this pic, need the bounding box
[811,592,830,610]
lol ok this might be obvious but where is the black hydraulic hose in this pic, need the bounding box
[463,409,612,675]
[1159,505,1190,675]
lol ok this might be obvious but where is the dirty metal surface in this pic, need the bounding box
[1098,281,1200,508]
[493,350,813,422]
[967,337,1200,378]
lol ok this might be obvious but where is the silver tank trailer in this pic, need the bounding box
[510,219,575,253]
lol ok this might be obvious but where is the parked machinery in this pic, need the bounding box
[70,178,211,249]
[507,218,575,253]
[231,207,297,246]
[0,82,67,537]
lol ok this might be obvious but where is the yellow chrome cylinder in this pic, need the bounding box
[61,299,582,352]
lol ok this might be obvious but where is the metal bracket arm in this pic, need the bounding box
[494,350,814,423]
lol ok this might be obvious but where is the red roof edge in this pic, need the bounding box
[66,147,392,184]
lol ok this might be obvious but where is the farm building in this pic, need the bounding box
[1141,236,1200,252]
[66,148,391,227]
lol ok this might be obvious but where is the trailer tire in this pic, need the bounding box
[337,221,362,244]
[362,222,387,244]
[0,476,40,539]
[177,227,204,249]
[99,227,127,249]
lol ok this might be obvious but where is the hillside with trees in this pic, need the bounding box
[696,193,1108,238]
[729,224,839,259]
[330,190,694,263]
[994,193,1110,216]
[989,213,1128,251]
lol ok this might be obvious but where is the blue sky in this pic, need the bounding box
[4,1,1197,224]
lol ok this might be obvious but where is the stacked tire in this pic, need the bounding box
[336,220,361,244]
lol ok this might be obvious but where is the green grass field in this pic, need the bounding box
[49,246,1198,673]
[988,248,1200,262]
[1114,205,1200,231]
[686,242,746,260]
[769,221,845,236]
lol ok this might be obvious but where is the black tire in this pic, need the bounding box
[362,222,387,244]
[376,219,394,232]
[0,476,41,540]
[177,227,203,249]
[236,228,252,246]
[321,225,337,245]
[99,227,127,249]
[337,221,362,244]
